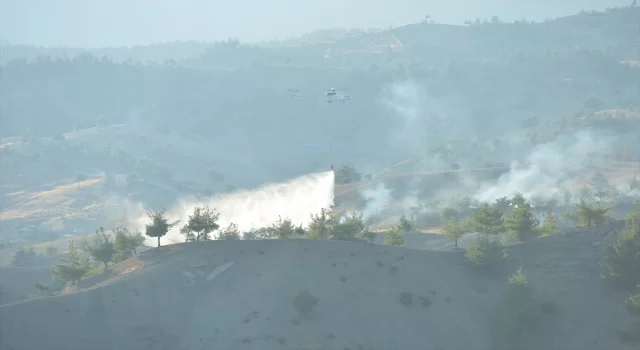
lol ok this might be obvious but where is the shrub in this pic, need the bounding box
[465,236,506,272]
[494,268,541,349]
[293,290,319,319]
[419,296,432,308]
[399,292,413,307]
[625,293,640,315]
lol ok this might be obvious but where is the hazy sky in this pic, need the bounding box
[0,0,632,48]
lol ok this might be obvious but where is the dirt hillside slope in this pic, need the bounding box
[0,226,633,350]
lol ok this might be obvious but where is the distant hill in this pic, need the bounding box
[2,6,639,65]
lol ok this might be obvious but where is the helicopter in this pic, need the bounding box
[288,87,351,103]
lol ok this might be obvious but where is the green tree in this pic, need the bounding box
[443,216,465,249]
[331,212,365,241]
[217,223,241,240]
[268,216,295,239]
[494,268,539,349]
[185,206,220,241]
[145,209,180,247]
[398,214,416,232]
[602,204,640,289]
[85,227,116,269]
[180,224,195,242]
[113,227,145,262]
[536,212,560,237]
[307,208,332,240]
[493,196,512,215]
[334,164,361,184]
[51,240,90,286]
[469,203,504,237]
[384,226,405,247]
[575,199,610,228]
[511,192,527,208]
[34,280,49,296]
[465,236,506,271]
[504,202,540,242]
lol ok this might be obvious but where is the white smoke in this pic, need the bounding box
[360,183,393,221]
[128,171,335,245]
[474,130,615,203]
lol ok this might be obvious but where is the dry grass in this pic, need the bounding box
[0,176,104,221]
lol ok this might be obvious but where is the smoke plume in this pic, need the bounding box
[473,130,615,203]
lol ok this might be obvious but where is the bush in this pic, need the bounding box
[494,268,540,348]
[625,293,640,315]
[602,205,640,289]
[384,226,405,247]
[334,165,361,184]
[398,292,413,307]
[293,290,319,319]
[465,236,506,272]
[617,321,640,345]
[419,296,432,308]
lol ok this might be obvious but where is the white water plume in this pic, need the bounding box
[130,171,335,245]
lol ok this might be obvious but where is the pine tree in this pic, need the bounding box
[536,212,559,237]
[51,240,91,286]
[602,204,640,289]
[34,280,49,296]
[85,227,116,269]
[307,208,332,240]
[384,226,405,247]
[443,216,465,249]
[504,202,539,241]
[575,199,610,228]
[469,203,504,237]
[145,209,180,247]
[217,223,241,240]
[186,206,220,241]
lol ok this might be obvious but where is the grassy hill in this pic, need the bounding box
[0,223,632,350]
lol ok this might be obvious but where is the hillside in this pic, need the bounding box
[0,223,633,350]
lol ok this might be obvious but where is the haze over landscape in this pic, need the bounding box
[0,0,632,46]
[2,1,640,349]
